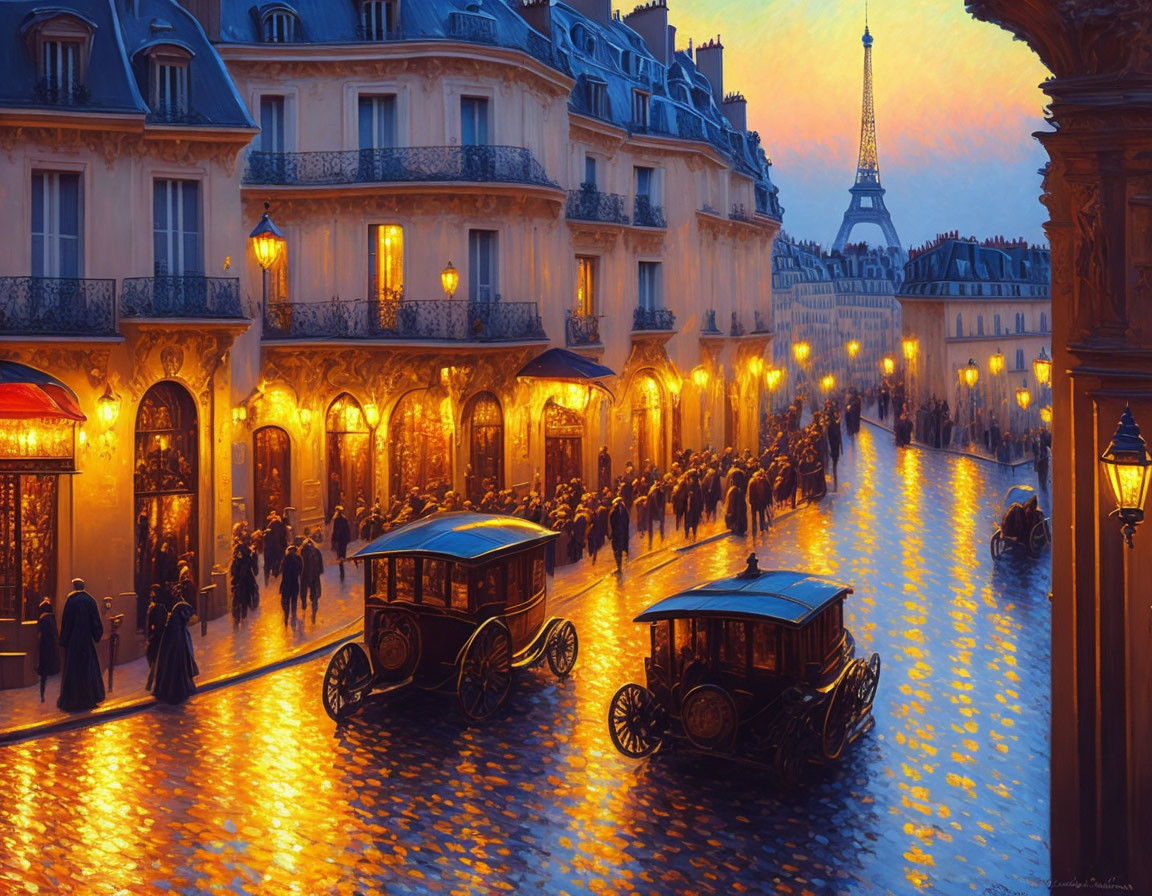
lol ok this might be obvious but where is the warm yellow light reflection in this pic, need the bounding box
[691,366,709,390]
[747,356,764,378]
[847,339,860,359]
[1039,406,1051,425]
[364,402,380,428]
[0,419,74,459]
[882,357,895,375]
[764,367,784,392]
[902,337,918,361]
[792,341,810,364]
[297,407,313,430]
[820,374,835,393]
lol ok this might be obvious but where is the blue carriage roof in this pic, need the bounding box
[634,570,852,627]
[353,512,558,563]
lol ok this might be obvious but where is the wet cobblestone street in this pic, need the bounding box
[0,425,1051,896]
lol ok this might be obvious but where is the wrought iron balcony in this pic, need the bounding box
[121,276,244,319]
[633,307,676,332]
[447,11,496,43]
[263,298,546,343]
[0,277,117,337]
[244,146,558,188]
[632,196,667,229]
[566,186,630,225]
[565,311,601,346]
[730,203,753,223]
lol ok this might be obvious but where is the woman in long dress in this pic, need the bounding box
[151,592,199,705]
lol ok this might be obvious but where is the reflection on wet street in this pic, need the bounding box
[0,427,1050,896]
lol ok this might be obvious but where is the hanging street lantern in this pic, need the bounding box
[846,340,860,359]
[1015,380,1031,411]
[249,202,286,270]
[963,358,979,389]
[819,374,835,394]
[989,348,1004,377]
[902,337,917,362]
[440,261,460,300]
[1099,406,1152,548]
[792,341,810,365]
[1039,406,1052,426]
[882,357,895,376]
[96,383,121,430]
[764,367,783,393]
[1033,346,1052,387]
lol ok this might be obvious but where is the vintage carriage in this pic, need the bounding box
[989,484,1051,561]
[322,513,578,722]
[607,563,879,778]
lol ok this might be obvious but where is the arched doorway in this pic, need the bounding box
[544,401,584,498]
[134,382,198,598]
[326,393,372,518]
[465,392,503,501]
[253,426,290,528]
[629,372,663,470]
[389,390,452,499]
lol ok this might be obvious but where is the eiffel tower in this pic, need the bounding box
[832,18,902,253]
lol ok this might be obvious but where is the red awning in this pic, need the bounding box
[0,361,86,422]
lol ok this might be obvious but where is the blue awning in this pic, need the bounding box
[634,570,852,627]
[516,348,615,381]
[353,512,557,564]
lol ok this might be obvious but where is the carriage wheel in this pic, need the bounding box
[681,684,738,752]
[322,642,372,722]
[1027,520,1049,556]
[772,710,810,784]
[990,530,1006,562]
[608,683,666,758]
[545,620,579,679]
[856,653,881,713]
[372,608,421,679]
[457,619,512,721]
[821,670,856,761]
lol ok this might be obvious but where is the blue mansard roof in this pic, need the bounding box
[0,0,254,127]
[899,238,1051,298]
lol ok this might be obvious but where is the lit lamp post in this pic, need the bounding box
[1015,379,1031,435]
[1032,347,1051,432]
[96,383,121,430]
[962,358,979,446]
[988,348,1004,435]
[820,374,835,396]
[249,202,286,317]
[691,365,709,450]
[882,356,895,376]
[764,366,783,415]
[792,341,810,401]
[441,261,460,300]
[1099,406,1152,548]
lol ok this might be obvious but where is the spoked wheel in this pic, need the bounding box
[990,530,1006,562]
[322,642,372,722]
[856,653,881,713]
[608,683,666,758]
[821,670,855,760]
[457,619,513,721]
[1027,520,1050,556]
[772,710,810,784]
[681,684,738,752]
[545,619,579,678]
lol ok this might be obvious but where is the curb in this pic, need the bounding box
[860,415,1034,468]
[0,620,362,747]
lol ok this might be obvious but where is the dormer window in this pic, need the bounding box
[587,79,608,119]
[262,9,298,43]
[138,43,194,122]
[632,90,650,129]
[22,11,95,105]
[360,0,398,41]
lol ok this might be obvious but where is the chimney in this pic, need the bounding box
[623,0,670,65]
[566,0,612,25]
[721,91,746,130]
[695,35,723,104]
[178,0,221,41]
[517,0,552,36]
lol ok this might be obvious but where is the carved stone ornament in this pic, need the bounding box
[250,190,562,223]
[0,125,245,174]
[0,345,111,391]
[126,329,236,401]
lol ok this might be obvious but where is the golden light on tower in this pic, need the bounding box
[846,340,860,359]
[792,341,810,364]
[1099,406,1152,548]
[963,358,979,389]
[1033,346,1052,387]
[249,202,286,270]
[440,261,459,300]
[902,337,918,362]
[882,357,895,375]
[1015,380,1032,411]
[989,348,1005,376]
[764,367,784,393]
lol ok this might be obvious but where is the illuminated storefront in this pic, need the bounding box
[253,425,291,526]
[629,372,664,470]
[544,401,584,497]
[464,392,503,499]
[326,393,372,515]
[389,390,452,499]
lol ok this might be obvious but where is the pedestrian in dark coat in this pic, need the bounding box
[330,505,352,581]
[36,596,60,703]
[827,413,842,487]
[724,484,748,536]
[57,579,104,712]
[300,537,324,617]
[597,446,612,492]
[280,544,303,624]
[748,469,772,536]
[608,497,630,572]
[590,504,609,564]
[145,585,167,691]
[151,592,199,705]
[229,536,259,622]
[685,474,704,539]
[646,480,666,546]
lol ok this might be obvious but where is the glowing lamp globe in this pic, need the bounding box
[963,359,979,389]
[902,338,917,362]
[440,261,460,300]
[989,349,1005,376]
[249,203,285,270]
[691,367,709,390]
[792,341,810,365]
[96,384,121,429]
[1033,347,1052,387]
[748,356,764,378]
[764,367,783,392]
[364,402,380,428]
[820,374,835,394]
[846,340,860,359]
[1099,406,1152,548]
[1015,381,1031,411]
[1039,406,1052,425]
[882,357,895,376]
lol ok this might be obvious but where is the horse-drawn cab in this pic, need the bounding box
[322,512,578,722]
[990,484,1051,561]
[608,558,879,779]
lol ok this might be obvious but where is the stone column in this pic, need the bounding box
[968,3,1152,892]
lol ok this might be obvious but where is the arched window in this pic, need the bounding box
[389,390,451,499]
[253,426,290,527]
[326,393,371,517]
[262,7,299,43]
[465,392,503,500]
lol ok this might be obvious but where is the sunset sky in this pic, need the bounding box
[669,0,1053,250]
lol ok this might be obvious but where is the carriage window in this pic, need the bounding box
[719,620,747,672]
[693,620,710,663]
[369,558,388,599]
[673,618,693,670]
[530,551,545,593]
[751,622,778,672]
[450,563,469,611]
[421,559,448,607]
[652,621,670,671]
[506,556,524,606]
[476,563,503,607]
[394,556,416,603]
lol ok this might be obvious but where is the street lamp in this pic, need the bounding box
[902,337,917,362]
[1039,406,1052,426]
[249,202,286,315]
[1032,347,1052,388]
[882,357,895,376]
[1015,380,1031,411]
[846,340,860,359]
[440,261,459,300]
[96,383,121,430]
[1099,406,1152,548]
[989,349,1004,377]
[747,356,764,379]
[819,374,835,395]
[792,341,810,365]
[962,359,979,445]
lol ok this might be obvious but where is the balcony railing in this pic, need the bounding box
[447,11,496,43]
[121,276,244,319]
[633,307,676,332]
[632,196,667,228]
[244,146,558,188]
[730,203,753,223]
[565,310,601,346]
[0,277,117,336]
[566,186,630,225]
[263,298,545,342]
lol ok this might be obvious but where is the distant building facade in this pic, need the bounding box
[0,0,782,684]
[898,234,1052,441]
